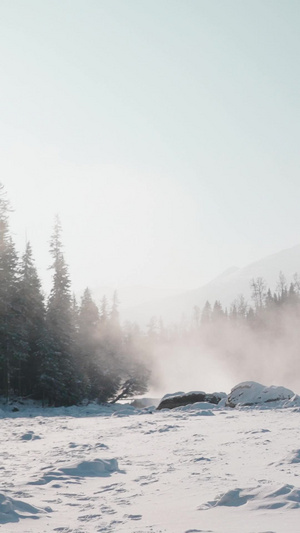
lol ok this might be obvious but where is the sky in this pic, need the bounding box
[1,0,300,297]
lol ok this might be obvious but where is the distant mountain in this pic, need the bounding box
[121,244,300,326]
[88,285,184,312]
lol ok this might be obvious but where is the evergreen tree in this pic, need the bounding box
[71,294,80,333]
[111,321,150,403]
[79,288,99,334]
[0,184,22,400]
[246,306,255,325]
[201,301,211,324]
[43,216,80,405]
[100,295,108,326]
[211,300,224,321]
[229,303,238,321]
[78,287,101,399]
[78,288,121,402]
[288,282,299,307]
[14,242,47,397]
[265,288,275,309]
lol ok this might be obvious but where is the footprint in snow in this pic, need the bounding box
[20,431,41,441]
[124,513,142,520]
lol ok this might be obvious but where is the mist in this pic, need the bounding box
[145,277,300,398]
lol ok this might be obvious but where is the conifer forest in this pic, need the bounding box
[0,183,150,406]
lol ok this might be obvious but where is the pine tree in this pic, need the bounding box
[201,301,211,324]
[43,216,80,406]
[14,242,47,397]
[229,303,238,321]
[265,288,275,309]
[79,288,99,334]
[99,296,108,325]
[78,287,102,399]
[71,294,80,333]
[0,184,21,400]
[94,290,124,401]
[211,300,225,321]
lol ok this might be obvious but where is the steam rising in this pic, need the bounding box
[147,275,300,396]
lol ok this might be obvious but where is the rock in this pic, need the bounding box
[226,381,295,408]
[156,391,225,410]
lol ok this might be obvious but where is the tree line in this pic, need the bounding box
[146,272,300,387]
[147,272,300,338]
[0,184,150,405]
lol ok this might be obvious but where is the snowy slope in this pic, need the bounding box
[123,244,300,325]
[1,398,300,532]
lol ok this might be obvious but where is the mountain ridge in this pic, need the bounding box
[121,244,300,326]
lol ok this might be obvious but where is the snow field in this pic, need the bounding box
[0,403,300,532]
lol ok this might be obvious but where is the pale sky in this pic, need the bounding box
[1,0,299,295]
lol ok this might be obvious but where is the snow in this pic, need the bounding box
[226,381,298,407]
[0,492,51,525]
[161,390,226,401]
[0,393,300,532]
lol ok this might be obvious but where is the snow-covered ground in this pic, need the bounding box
[1,397,300,532]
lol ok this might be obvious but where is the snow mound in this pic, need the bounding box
[29,458,119,485]
[199,484,300,511]
[171,402,216,415]
[60,458,119,476]
[0,492,51,524]
[226,381,297,408]
[130,397,160,408]
[274,448,300,467]
[0,399,142,418]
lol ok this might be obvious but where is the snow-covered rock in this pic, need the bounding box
[226,381,297,408]
[156,390,226,410]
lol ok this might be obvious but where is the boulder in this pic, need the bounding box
[156,391,225,410]
[226,381,295,408]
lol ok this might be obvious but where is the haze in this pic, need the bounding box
[1,0,300,297]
